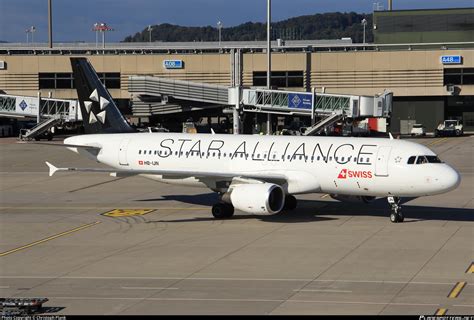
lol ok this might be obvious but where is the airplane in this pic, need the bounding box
[44,58,461,223]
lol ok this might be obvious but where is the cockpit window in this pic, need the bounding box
[426,156,442,163]
[408,155,443,165]
[416,156,428,164]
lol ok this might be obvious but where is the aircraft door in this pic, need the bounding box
[118,138,130,166]
[375,146,391,177]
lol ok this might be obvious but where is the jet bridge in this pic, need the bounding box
[0,94,81,140]
[128,76,229,116]
[241,88,392,119]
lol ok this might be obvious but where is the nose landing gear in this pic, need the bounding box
[388,196,404,223]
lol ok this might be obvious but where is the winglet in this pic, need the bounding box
[389,132,394,140]
[45,161,58,177]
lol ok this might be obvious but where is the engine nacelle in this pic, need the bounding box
[330,194,376,204]
[230,183,285,215]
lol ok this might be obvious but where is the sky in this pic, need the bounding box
[1,0,473,43]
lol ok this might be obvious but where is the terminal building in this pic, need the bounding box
[0,7,473,134]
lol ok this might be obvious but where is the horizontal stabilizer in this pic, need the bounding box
[45,161,59,177]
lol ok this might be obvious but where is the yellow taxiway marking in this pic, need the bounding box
[0,221,101,257]
[435,308,447,316]
[448,281,467,299]
[466,262,474,274]
[102,209,155,217]
[426,137,448,147]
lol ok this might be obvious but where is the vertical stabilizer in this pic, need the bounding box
[71,58,134,134]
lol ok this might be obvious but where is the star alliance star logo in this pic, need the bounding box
[84,89,109,124]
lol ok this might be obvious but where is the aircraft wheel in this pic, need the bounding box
[283,195,297,210]
[390,212,399,223]
[212,203,234,219]
[397,212,404,222]
[390,211,404,223]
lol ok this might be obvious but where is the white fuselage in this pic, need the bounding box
[65,133,461,198]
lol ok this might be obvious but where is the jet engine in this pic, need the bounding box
[229,183,285,215]
[330,194,376,204]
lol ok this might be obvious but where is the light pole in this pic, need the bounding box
[147,25,153,43]
[92,22,114,49]
[361,18,367,44]
[30,26,36,44]
[217,21,223,47]
[93,23,99,48]
[25,26,36,44]
[266,0,272,135]
[48,0,53,48]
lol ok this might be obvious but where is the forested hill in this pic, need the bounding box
[123,12,373,43]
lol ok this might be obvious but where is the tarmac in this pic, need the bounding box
[0,135,473,315]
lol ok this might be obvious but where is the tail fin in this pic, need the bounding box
[71,58,135,134]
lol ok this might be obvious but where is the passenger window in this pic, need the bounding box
[407,156,416,164]
[149,150,152,155]
[139,150,142,155]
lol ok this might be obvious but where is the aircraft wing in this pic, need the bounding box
[45,162,287,182]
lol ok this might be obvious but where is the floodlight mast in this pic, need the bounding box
[266,0,272,135]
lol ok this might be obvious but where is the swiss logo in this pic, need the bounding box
[138,160,144,165]
[338,169,373,179]
[337,169,347,179]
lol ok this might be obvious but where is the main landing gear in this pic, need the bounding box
[388,196,404,223]
[211,202,234,219]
